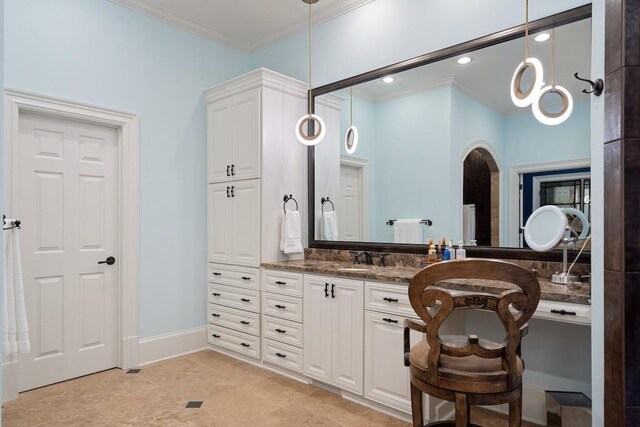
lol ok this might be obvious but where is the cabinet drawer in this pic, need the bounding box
[208,325,260,359]
[262,293,302,322]
[208,304,260,336]
[532,300,591,326]
[365,281,414,317]
[208,284,260,313]
[262,315,303,347]
[262,270,303,297]
[263,339,303,373]
[208,264,259,290]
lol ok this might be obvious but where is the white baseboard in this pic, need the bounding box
[138,326,207,366]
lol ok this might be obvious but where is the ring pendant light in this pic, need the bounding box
[295,0,326,146]
[510,0,544,108]
[532,28,574,125]
[344,87,359,154]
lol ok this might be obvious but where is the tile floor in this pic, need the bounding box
[2,350,542,426]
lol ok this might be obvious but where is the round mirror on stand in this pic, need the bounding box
[524,205,590,285]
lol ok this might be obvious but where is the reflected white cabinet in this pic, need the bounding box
[207,90,260,183]
[207,179,261,267]
[303,274,364,394]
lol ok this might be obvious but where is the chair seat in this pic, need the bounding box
[409,336,524,394]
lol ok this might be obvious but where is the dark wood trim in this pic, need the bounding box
[307,4,592,263]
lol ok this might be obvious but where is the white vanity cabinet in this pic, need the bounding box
[207,179,261,267]
[303,274,364,394]
[207,90,261,184]
[261,269,305,373]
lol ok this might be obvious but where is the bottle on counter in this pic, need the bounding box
[427,240,438,264]
[443,240,453,261]
[456,241,466,260]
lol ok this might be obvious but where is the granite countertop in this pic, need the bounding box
[261,260,591,305]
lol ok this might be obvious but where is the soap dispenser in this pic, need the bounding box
[456,241,466,260]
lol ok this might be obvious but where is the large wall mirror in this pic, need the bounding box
[308,5,592,261]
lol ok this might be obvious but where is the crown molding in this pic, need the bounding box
[109,0,375,52]
[205,68,308,103]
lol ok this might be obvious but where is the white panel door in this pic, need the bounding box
[16,113,118,391]
[207,101,232,183]
[207,183,233,264]
[303,275,333,384]
[331,277,364,394]
[339,164,362,241]
[230,90,261,181]
[230,179,261,266]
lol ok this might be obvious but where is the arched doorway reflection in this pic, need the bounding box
[463,148,500,246]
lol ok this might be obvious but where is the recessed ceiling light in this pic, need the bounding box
[535,33,551,42]
[457,57,472,65]
[381,76,396,84]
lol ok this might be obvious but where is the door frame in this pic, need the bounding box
[3,89,140,399]
[507,158,590,247]
[339,155,370,241]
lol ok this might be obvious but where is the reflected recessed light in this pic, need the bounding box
[381,76,396,84]
[457,57,472,65]
[535,33,551,42]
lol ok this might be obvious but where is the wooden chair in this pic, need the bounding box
[403,259,540,427]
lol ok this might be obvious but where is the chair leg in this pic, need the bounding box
[508,394,522,427]
[410,382,423,427]
[455,393,470,427]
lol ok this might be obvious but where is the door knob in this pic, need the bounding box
[98,256,116,265]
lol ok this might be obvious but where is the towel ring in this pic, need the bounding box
[321,197,335,213]
[283,194,298,213]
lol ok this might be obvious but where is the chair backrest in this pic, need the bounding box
[408,258,541,388]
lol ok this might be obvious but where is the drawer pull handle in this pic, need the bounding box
[211,313,221,318]
[241,277,251,281]
[226,165,230,177]
[383,318,399,324]
[551,309,577,316]
[212,272,222,276]
[383,297,399,303]
[324,283,329,298]
[331,284,335,298]
[275,281,287,285]
[212,334,221,338]
[212,293,221,296]
[275,304,286,309]
[275,328,286,334]
[240,321,250,325]
[240,343,250,348]
[275,352,287,358]
[241,298,251,303]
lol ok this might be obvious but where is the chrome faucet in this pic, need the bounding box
[349,251,374,265]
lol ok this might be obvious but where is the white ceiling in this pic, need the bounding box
[353,18,592,115]
[110,0,374,51]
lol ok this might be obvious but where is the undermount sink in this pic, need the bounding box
[337,267,372,272]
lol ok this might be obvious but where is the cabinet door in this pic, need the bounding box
[207,101,232,183]
[364,311,416,413]
[303,275,333,384]
[208,183,233,264]
[230,179,261,266]
[331,277,364,394]
[230,90,261,181]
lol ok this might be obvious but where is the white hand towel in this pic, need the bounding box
[3,224,30,356]
[281,209,303,254]
[393,219,423,244]
[463,204,476,243]
[322,211,339,241]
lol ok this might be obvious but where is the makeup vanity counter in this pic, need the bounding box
[260,259,591,306]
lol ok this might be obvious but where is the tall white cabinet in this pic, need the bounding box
[206,69,311,358]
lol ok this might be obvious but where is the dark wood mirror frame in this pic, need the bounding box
[307,4,592,262]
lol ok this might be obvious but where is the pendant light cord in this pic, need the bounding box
[524,0,529,61]
[308,1,313,116]
[552,27,556,87]
[349,87,353,126]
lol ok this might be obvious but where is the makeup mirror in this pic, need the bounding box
[524,205,568,252]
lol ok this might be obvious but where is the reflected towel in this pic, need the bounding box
[322,211,339,241]
[463,204,476,243]
[280,209,303,254]
[393,219,423,244]
[3,224,30,356]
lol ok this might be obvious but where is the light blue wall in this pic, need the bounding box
[4,0,252,338]
[1,0,4,413]
[250,0,591,86]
